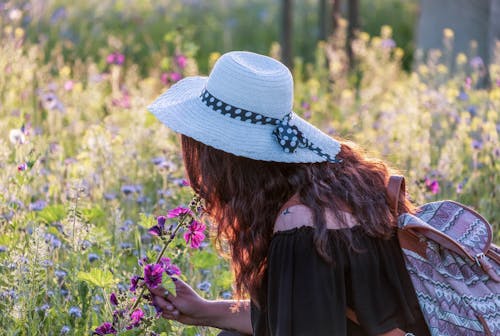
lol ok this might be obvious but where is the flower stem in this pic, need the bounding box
[129,213,190,312]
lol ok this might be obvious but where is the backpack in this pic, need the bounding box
[388,175,500,336]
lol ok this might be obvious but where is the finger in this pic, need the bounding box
[152,294,175,312]
[149,285,176,303]
[148,277,182,301]
[161,309,180,320]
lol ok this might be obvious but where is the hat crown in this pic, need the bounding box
[206,51,293,119]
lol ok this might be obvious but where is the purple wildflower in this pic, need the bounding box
[148,216,166,236]
[17,163,27,171]
[458,90,468,101]
[144,264,163,288]
[197,280,211,292]
[69,306,82,318]
[159,257,181,276]
[93,322,117,335]
[183,220,206,249]
[381,38,396,49]
[110,292,118,306]
[129,275,140,292]
[472,139,483,150]
[167,206,192,218]
[425,178,440,194]
[29,200,47,211]
[88,253,99,262]
[470,56,484,69]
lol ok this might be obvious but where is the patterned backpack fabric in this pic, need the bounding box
[389,176,500,336]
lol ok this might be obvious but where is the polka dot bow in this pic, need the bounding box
[200,89,341,163]
[272,115,306,153]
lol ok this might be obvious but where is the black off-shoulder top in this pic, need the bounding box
[250,226,430,336]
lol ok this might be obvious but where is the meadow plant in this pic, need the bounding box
[0,4,498,335]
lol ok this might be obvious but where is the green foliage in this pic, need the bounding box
[77,269,118,289]
[0,1,498,335]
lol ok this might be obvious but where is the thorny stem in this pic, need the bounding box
[129,202,198,313]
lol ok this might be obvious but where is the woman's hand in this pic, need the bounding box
[149,277,209,326]
[148,277,253,335]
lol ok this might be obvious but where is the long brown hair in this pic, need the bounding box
[181,135,413,306]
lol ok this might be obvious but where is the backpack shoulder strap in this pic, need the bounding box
[387,175,405,217]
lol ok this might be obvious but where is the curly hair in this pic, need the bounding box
[181,135,413,307]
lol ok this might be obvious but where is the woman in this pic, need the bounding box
[147,51,430,335]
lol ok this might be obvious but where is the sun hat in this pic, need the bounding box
[147,51,341,163]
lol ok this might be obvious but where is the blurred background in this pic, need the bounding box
[0,1,498,335]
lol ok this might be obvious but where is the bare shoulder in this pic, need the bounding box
[274,204,314,233]
[273,204,359,233]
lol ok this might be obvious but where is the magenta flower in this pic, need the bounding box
[159,257,181,276]
[175,55,187,69]
[106,52,125,66]
[129,275,139,292]
[17,163,27,171]
[160,72,183,85]
[110,293,118,306]
[425,178,440,194]
[183,220,206,249]
[93,322,116,335]
[170,72,182,82]
[144,264,163,288]
[148,216,166,236]
[167,206,193,218]
[129,308,144,328]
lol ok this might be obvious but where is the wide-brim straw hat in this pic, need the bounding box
[147,51,341,163]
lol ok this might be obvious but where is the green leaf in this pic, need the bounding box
[77,268,118,289]
[138,213,156,229]
[162,276,177,297]
[213,270,234,290]
[81,206,105,224]
[191,251,219,269]
[36,204,66,224]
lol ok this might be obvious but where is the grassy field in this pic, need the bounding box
[0,1,498,335]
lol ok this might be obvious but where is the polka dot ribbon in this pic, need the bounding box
[200,89,341,163]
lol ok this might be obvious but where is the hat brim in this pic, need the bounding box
[147,76,341,163]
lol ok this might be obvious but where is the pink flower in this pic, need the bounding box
[167,206,192,218]
[64,80,74,91]
[115,53,125,65]
[106,54,116,64]
[183,220,206,249]
[425,178,440,194]
[106,52,125,66]
[160,72,183,85]
[129,308,144,327]
[170,72,182,82]
[175,55,187,69]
